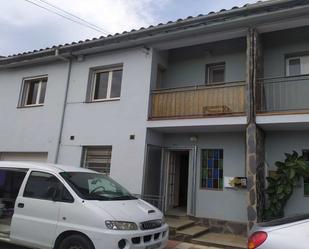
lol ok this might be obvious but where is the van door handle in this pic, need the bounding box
[18,203,24,208]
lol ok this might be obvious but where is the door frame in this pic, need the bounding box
[163,146,197,216]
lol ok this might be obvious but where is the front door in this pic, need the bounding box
[164,150,195,215]
[11,171,61,248]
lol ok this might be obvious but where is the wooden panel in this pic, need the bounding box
[150,83,246,119]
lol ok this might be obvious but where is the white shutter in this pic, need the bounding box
[0,152,48,162]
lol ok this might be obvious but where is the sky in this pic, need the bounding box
[0,0,262,56]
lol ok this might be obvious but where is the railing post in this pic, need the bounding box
[246,28,266,232]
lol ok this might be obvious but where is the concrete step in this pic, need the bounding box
[177,225,210,238]
[166,217,195,231]
[192,233,247,249]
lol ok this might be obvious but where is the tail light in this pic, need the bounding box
[248,231,268,249]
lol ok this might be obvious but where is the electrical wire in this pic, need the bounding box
[24,0,108,35]
[36,0,109,35]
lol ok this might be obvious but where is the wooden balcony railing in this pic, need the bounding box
[257,75,309,113]
[150,82,246,119]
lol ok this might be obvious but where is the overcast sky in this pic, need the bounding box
[1,0,261,56]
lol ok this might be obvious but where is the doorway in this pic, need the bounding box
[165,150,190,216]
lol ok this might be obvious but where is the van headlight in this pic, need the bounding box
[105,221,138,230]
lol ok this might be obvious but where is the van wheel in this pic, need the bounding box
[58,234,94,249]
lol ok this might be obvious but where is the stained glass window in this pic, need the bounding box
[201,149,223,190]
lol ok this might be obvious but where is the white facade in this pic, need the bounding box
[1,1,309,228]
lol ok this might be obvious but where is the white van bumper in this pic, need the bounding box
[91,224,169,249]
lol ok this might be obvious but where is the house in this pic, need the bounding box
[1,0,309,239]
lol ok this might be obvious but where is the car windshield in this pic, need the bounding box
[60,171,137,201]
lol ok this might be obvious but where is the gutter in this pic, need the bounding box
[0,0,308,67]
[54,55,72,164]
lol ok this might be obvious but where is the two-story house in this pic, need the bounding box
[1,0,309,240]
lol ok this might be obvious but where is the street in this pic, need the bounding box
[0,241,219,249]
[0,242,28,249]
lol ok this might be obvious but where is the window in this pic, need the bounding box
[91,68,123,101]
[20,77,47,107]
[60,172,136,201]
[303,150,309,196]
[82,147,112,174]
[206,63,225,84]
[286,56,309,76]
[200,149,223,190]
[24,171,72,202]
[24,171,59,200]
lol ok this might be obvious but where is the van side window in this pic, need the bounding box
[24,171,60,200]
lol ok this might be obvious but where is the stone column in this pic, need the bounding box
[246,28,265,230]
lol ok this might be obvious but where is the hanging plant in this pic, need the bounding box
[264,151,309,220]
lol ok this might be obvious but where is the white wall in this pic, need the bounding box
[162,51,246,89]
[0,62,70,162]
[162,132,247,222]
[265,131,309,216]
[57,48,153,194]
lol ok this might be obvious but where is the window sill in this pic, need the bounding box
[17,104,44,109]
[87,98,120,103]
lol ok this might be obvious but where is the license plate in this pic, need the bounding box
[146,242,161,249]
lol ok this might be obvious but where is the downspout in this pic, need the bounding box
[54,49,73,163]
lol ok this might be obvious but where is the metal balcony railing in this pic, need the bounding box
[257,75,309,113]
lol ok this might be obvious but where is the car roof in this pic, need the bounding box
[0,161,94,174]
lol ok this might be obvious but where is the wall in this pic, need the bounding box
[57,47,153,194]
[265,131,309,216]
[0,61,69,162]
[263,27,309,78]
[161,38,247,89]
[162,132,247,222]
[262,27,309,111]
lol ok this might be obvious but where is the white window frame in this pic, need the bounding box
[286,56,309,76]
[91,67,122,102]
[21,76,47,107]
[207,63,225,84]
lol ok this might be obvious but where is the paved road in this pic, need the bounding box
[0,242,29,249]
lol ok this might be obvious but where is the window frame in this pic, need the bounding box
[206,63,226,84]
[23,171,74,203]
[20,76,48,107]
[81,146,113,175]
[91,67,123,102]
[286,57,302,77]
[200,148,224,191]
[285,55,309,77]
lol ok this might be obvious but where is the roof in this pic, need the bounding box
[0,161,93,173]
[1,0,309,66]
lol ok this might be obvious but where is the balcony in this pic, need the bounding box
[149,82,246,120]
[257,75,309,114]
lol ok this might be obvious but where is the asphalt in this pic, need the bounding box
[0,242,29,249]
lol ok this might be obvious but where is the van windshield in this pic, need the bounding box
[60,172,137,201]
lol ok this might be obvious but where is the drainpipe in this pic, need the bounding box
[54,49,73,163]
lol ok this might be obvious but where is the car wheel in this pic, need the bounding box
[58,234,94,249]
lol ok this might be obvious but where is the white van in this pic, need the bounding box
[0,161,168,249]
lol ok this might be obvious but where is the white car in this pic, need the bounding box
[0,161,168,249]
[248,214,309,249]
